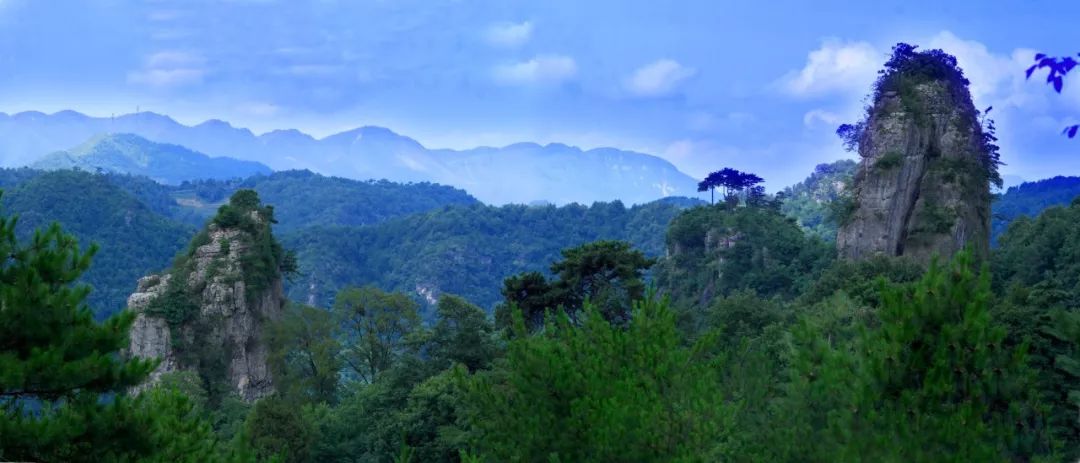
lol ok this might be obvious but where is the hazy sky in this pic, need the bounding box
[0,0,1077,188]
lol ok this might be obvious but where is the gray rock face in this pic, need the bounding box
[837,81,991,263]
[127,221,284,401]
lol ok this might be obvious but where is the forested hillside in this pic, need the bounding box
[283,199,691,311]
[780,159,856,241]
[992,176,1080,242]
[171,170,480,232]
[1,169,193,316]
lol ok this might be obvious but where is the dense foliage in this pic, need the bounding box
[467,296,736,461]
[282,199,689,312]
[496,240,654,329]
[780,160,857,241]
[2,169,193,317]
[0,205,255,462]
[993,196,1080,457]
[172,170,479,232]
[991,176,1080,243]
[656,201,835,307]
[771,252,1049,461]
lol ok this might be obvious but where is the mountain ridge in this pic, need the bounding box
[0,110,701,205]
[31,133,271,184]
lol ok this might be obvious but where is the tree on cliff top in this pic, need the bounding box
[697,168,764,205]
[837,43,1002,188]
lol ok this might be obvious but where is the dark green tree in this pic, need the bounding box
[267,302,342,405]
[498,240,654,330]
[549,240,655,325]
[242,395,315,463]
[427,295,499,372]
[495,271,556,329]
[466,295,738,461]
[698,168,764,206]
[333,286,421,382]
[773,251,1050,461]
[0,200,244,462]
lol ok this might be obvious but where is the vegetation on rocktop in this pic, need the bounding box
[147,189,295,329]
[656,201,835,309]
[837,43,1003,188]
[780,160,857,241]
[142,189,297,406]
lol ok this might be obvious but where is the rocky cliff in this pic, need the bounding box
[836,45,996,262]
[127,190,289,401]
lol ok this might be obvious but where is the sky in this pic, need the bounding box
[0,0,1077,189]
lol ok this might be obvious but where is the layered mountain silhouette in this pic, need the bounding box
[32,133,271,184]
[3,110,700,205]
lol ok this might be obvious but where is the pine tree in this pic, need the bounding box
[0,198,248,462]
[0,206,160,460]
[466,294,737,461]
[775,251,1051,462]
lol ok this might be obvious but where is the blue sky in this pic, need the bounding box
[0,0,1077,189]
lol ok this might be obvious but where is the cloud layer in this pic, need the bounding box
[624,59,696,97]
[485,21,533,48]
[780,39,879,97]
[493,55,577,85]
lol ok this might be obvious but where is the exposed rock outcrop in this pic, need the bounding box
[837,73,993,263]
[127,192,287,401]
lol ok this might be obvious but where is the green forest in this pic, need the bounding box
[6,184,1080,461]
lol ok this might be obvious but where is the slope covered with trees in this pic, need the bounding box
[2,170,194,316]
[282,199,690,311]
[173,170,480,232]
[991,176,1080,243]
[780,159,857,241]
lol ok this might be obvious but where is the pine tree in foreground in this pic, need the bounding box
[0,198,254,462]
[775,251,1053,462]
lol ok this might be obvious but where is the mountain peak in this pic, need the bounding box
[31,133,270,184]
[195,118,234,129]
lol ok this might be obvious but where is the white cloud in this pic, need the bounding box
[127,68,205,87]
[127,51,207,88]
[779,39,880,97]
[145,51,204,68]
[624,59,696,97]
[493,55,577,85]
[803,109,843,128]
[485,21,533,48]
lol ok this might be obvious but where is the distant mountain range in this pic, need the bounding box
[0,110,700,205]
[32,133,271,184]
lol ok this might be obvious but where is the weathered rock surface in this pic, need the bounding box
[837,81,991,262]
[127,220,284,401]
